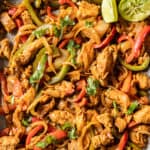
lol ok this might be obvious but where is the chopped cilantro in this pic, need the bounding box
[85,21,93,28]
[86,77,99,96]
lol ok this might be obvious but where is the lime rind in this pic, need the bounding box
[102,0,118,23]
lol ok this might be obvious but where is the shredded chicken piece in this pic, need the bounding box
[43,81,74,98]
[67,70,81,81]
[0,12,16,32]
[19,39,43,65]
[20,65,32,90]
[7,75,19,93]
[77,1,99,19]
[82,27,100,44]
[75,108,86,133]
[0,1,150,149]
[0,38,11,59]
[129,125,149,148]
[88,95,100,107]
[96,113,113,129]
[12,106,25,137]
[104,88,130,113]
[90,45,118,86]
[115,117,127,133]
[92,129,114,147]
[21,10,33,25]
[49,110,74,125]
[58,6,76,20]
[0,136,19,150]
[77,40,95,71]
[68,140,78,150]
[38,99,55,117]
[132,73,150,90]
[133,105,150,124]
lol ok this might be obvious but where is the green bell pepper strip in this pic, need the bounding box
[126,101,139,115]
[27,92,41,116]
[49,63,70,84]
[30,51,47,84]
[119,56,150,71]
[23,0,43,26]
[33,24,52,38]
[49,41,79,84]
[33,48,46,72]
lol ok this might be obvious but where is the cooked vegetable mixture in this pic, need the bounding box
[0,0,150,149]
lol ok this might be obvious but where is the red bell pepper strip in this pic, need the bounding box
[48,124,56,133]
[118,35,134,45]
[76,79,86,90]
[94,26,116,49]
[116,131,128,150]
[58,0,76,8]
[31,117,41,123]
[20,35,28,43]
[73,80,86,102]
[47,6,56,20]
[128,121,139,128]
[73,88,86,102]
[15,18,28,43]
[118,34,134,64]
[49,129,67,140]
[31,117,56,133]
[74,37,82,45]
[77,97,88,107]
[58,39,69,49]
[15,18,23,28]
[26,125,43,145]
[127,25,150,63]
[133,25,150,59]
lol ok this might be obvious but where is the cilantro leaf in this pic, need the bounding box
[59,16,75,40]
[61,122,77,140]
[68,128,78,140]
[52,25,61,37]
[86,77,99,96]
[22,118,29,127]
[36,141,47,148]
[85,21,93,28]
[61,122,72,130]
[60,16,75,27]
[67,40,80,65]
[33,28,47,38]
[36,135,56,148]
[33,24,52,38]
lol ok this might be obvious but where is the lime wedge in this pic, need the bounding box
[101,0,118,23]
[119,0,150,22]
